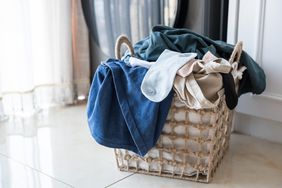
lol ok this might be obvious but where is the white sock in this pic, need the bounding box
[129,57,155,69]
[141,49,197,102]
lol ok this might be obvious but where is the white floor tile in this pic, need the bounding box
[0,105,131,188]
[0,155,72,188]
[109,134,282,188]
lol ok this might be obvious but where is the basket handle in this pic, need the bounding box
[229,41,243,64]
[115,35,134,60]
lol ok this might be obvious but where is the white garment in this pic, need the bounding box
[129,57,155,68]
[141,49,197,102]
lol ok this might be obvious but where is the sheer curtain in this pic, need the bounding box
[0,0,90,120]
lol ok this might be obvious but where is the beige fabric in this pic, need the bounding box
[173,51,231,109]
[231,62,247,92]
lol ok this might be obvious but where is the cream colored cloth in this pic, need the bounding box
[173,51,232,109]
[231,61,247,92]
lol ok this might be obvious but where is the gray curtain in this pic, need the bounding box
[85,0,178,75]
[94,0,176,56]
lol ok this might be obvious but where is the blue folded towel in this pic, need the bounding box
[87,59,173,156]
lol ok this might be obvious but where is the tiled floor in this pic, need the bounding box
[0,105,282,188]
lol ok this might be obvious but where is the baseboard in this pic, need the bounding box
[233,112,282,144]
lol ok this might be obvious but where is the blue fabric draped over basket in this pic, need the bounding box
[87,59,173,156]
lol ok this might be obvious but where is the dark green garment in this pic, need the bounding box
[128,26,266,96]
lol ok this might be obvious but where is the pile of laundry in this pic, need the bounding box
[87,26,266,156]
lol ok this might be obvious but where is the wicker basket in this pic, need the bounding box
[114,35,242,183]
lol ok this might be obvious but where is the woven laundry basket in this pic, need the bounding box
[114,35,242,183]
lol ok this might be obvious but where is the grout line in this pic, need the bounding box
[104,173,135,188]
[0,153,75,188]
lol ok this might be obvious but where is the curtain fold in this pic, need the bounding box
[0,0,90,119]
[86,0,178,60]
[71,0,91,101]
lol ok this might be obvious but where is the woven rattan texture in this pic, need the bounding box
[115,95,233,183]
[113,35,240,183]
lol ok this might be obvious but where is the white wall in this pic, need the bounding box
[228,0,282,143]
